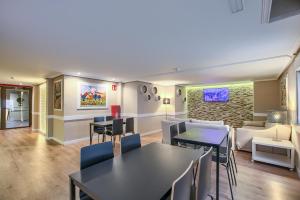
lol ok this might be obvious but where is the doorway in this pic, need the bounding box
[0,85,32,129]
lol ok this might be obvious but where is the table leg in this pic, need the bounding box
[216,146,220,200]
[90,124,92,145]
[69,178,76,200]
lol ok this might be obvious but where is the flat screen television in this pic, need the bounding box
[203,88,229,102]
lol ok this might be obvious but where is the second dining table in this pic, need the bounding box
[89,117,127,145]
[172,127,228,200]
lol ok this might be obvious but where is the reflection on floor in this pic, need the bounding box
[6,120,29,128]
[0,128,299,200]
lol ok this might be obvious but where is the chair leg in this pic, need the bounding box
[228,163,235,187]
[226,166,234,200]
[230,158,237,186]
[102,134,105,142]
[208,194,214,200]
[97,134,99,143]
[119,135,121,141]
[231,150,238,173]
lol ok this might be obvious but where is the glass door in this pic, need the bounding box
[1,87,31,129]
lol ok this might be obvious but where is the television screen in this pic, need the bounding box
[203,88,229,102]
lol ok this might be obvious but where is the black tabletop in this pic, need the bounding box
[173,128,228,147]
[90,118,128,127]
[69,143,203,200]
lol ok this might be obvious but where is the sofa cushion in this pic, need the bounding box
[243,121,265,127]
[190,119,224,125]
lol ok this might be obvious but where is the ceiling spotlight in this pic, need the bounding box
[228,0,244,13]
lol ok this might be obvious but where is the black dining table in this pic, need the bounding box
[172,127,228,200]
[89,117,127,145]
[69,142,203,200]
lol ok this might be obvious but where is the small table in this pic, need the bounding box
[89,118,127,145]
[69,143,203,200]
[172,128,228,200]
[252,137,295,170]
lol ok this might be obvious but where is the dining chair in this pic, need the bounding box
[170,160,194,200]
[170,124,179,146]
[93,117,106,143]
[80,142,114,200]
[178,122,186,134]
[125,117,135,135]
[105,115,114,132]
[105,118,124,146]
[194,147,213,200]
[211,133,235,200]
[120,134,141,154]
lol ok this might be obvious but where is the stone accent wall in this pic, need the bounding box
[187,83,254,128]
[279,72,288,110]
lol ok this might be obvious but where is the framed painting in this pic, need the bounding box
[78,82,107,109]
[54,80,63,111]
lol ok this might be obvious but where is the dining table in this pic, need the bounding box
[89,117,127,145]
[69,142,203,200]
[172,127,228,200]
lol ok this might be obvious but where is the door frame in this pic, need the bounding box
[0,84,32,130]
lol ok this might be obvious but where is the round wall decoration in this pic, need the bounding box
[176,88,182,96]
[147,94,151,101]
[139,85,148,94]
[151,86,158,95]
[155,95,161,101]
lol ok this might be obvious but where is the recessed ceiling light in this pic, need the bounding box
[76,72,81,76]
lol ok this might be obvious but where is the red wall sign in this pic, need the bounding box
[112,84,117,91]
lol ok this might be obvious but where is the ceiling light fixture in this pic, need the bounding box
[76,72,81,76]
[228,0,244,13]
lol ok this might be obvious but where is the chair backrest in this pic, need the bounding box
[170,124,179,145]
[120,134,141,154]
[125,117,134,133]
[178,122,186,134]
[196,147,213,200]
[171,160,194,200]
[112,118,123,135]
[80,141,114,170]
[94,116,105,132]
[161,120,178,144]
[106,116,114,121]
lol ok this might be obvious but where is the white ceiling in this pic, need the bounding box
[0,0,300,86]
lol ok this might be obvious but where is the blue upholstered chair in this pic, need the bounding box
[80,142,114,199]
[120,134,141,154]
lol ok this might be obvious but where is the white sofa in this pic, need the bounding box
[161,117,231,145]
[236,122,292,152]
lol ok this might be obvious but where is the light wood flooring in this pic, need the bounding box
[0,128,299,200]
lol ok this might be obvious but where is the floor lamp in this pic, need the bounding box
[163,98,170,119]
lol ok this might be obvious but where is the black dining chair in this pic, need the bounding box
[125,117,135,135]
[211,133,235,200]
[105,119,124,146]
[93,117,106,143]
[80,142,114,200]
[120,134,141,154]
[169,124,179,146]
[105,116,114,132]
[178,122,186,134]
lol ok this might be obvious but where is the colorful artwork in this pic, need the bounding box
[203,88,229,102]
[78,83,107,109]
[54,80,62,110]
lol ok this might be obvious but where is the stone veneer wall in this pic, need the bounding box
[187,82,254,128]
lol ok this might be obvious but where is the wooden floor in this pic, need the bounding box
[0,128,299,200]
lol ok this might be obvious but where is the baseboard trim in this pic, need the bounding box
[64,135,98,145]
[48,137,64,145]
[141,129,162,136]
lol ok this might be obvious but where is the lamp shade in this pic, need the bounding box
[267,110,287,124]
[163,98,170,105]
